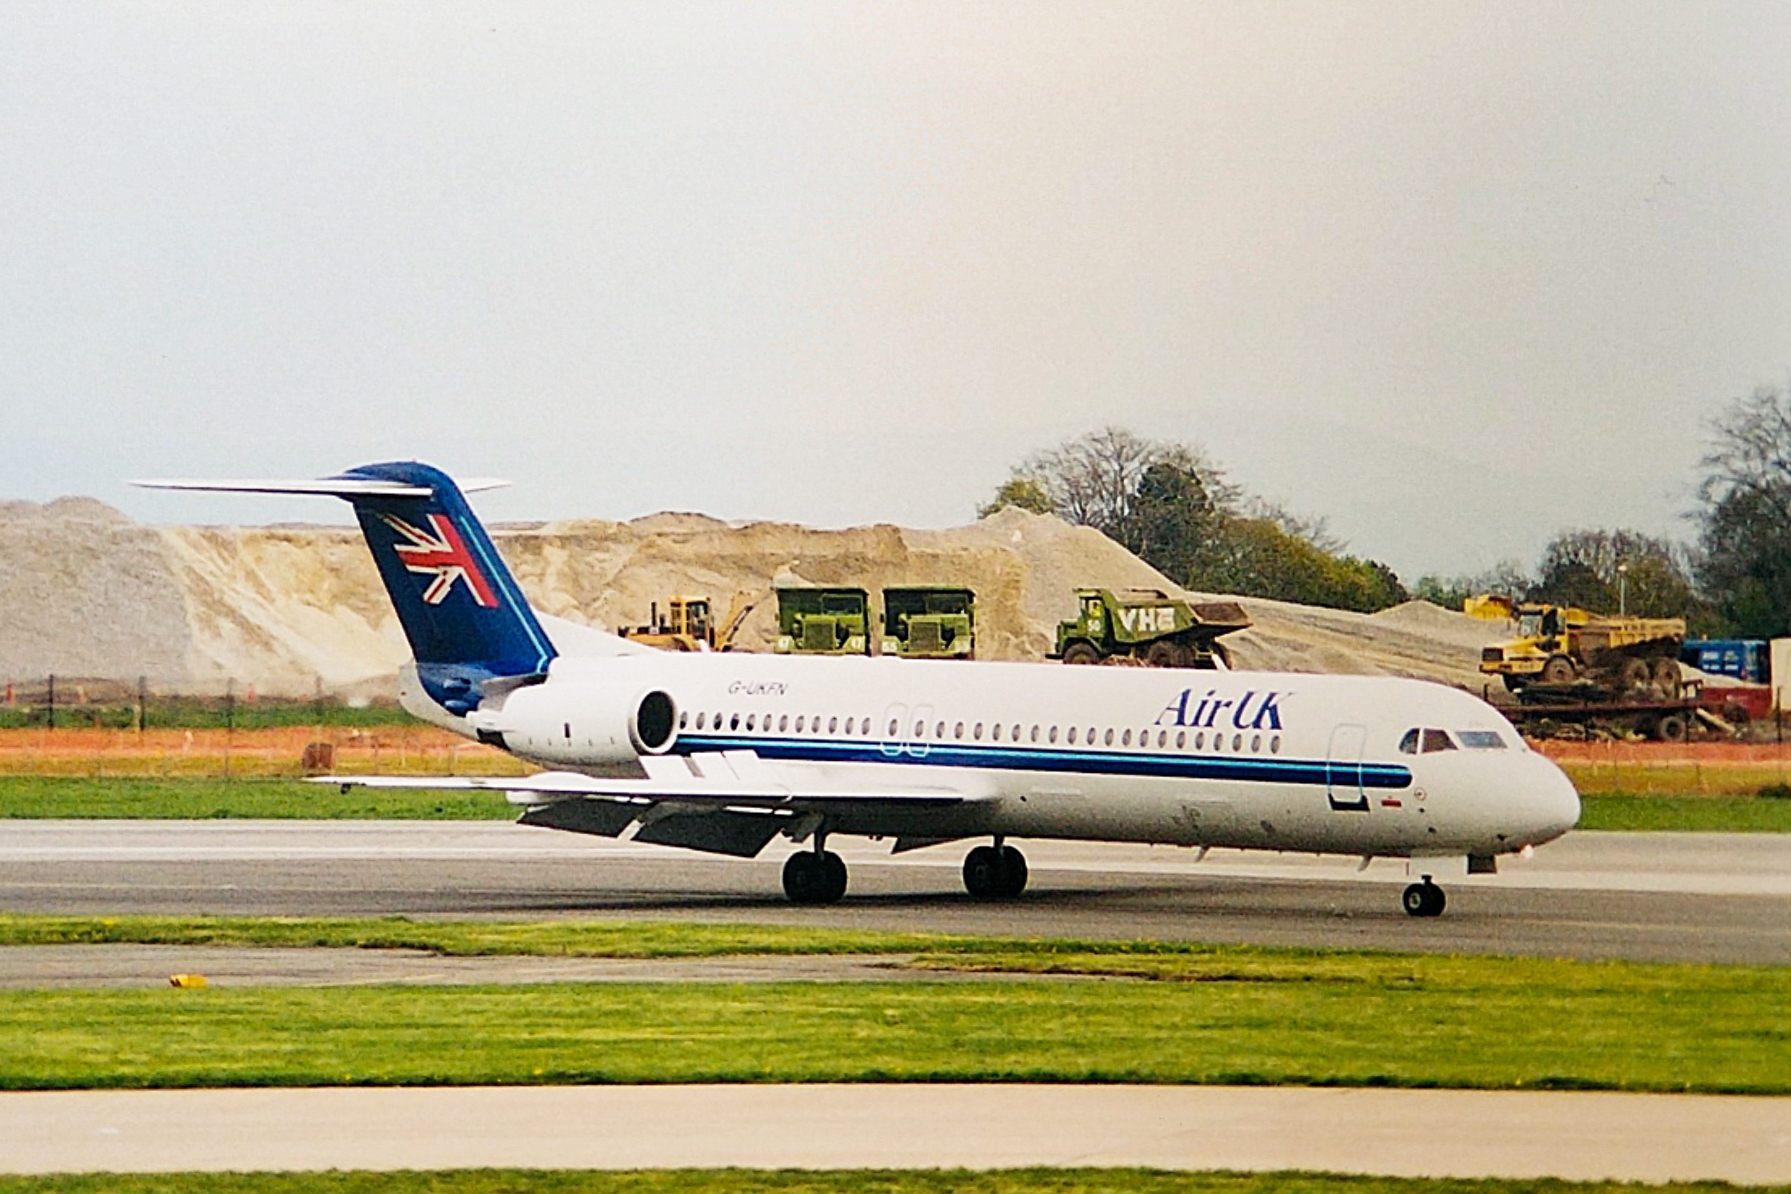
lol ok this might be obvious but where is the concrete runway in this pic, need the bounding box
[2,821,1789,964]
[3,820,1790,1180]
[5,1084,1791,1182]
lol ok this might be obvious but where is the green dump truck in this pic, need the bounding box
[881,586,975,659]
[1052,588,1251,668]
[774,586,871,655]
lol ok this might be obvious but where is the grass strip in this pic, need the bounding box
[0,915,973,957]
[0,777,513,820]
[1577,791,1791,831]
[0,1172,1771,1194]
[0,933,1784,1094]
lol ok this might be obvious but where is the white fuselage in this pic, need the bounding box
[411,649,1581,862]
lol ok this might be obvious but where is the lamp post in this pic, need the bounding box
[1617,562,1629,616]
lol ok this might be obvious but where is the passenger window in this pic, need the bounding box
[1195,731,1205,749]
[1270,735,1281,753]
[828,717,838,734]
[730,713,741,731]
[745,714,756,732]
[1176,730,1186,750]
[1067,728,1078,745]
[974,723,984,740]
[1251,734,1261,753]
[955,722,965,739]
[1232,734,1242,751]
[794,716,804,733]
[1048,726,1059,744]
[779,715,789,732]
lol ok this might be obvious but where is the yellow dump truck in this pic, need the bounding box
[1473,597,1686,695]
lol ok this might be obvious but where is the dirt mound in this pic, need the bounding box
[0,500,1503,696]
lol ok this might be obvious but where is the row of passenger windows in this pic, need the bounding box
[679,709,1285,756]
[1398,727,1509,754]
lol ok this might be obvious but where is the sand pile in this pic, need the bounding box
[0,499,1506,696]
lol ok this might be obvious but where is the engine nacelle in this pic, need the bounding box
[467,677,678,766]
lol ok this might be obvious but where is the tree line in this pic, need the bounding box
[982,384,1791,635]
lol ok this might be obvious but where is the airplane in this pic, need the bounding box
[139,461,1580,916]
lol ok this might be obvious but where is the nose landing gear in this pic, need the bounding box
[1401,875,1446,918]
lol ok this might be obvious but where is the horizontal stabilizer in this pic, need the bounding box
[133,477,509,497]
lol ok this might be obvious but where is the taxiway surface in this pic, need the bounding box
[2,821,1788,964]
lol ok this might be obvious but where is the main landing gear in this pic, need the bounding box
[782,844,848,905]
[1401,875,1446,918]
[962,840,1028,899]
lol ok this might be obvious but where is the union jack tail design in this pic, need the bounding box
[380,512,499,608]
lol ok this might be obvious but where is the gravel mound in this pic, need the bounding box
[0,500,1503,696]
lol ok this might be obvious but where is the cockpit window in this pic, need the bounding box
[1457,730,1508,750]
[1399,727,1459,754]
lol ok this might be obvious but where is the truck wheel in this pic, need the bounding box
[1654,713,1688,743]
[1618,657,1652,693]
[1144,641,1179,668]
[1651,657,1681,698]
[1062,642,1102,665]
[1540,656,1577,685]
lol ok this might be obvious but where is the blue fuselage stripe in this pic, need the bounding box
[676,735,1413,789]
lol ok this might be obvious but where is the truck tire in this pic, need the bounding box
[1618,657,1652,693]
[1651,657,1681,698]
[1144,640,1179,668]
[1540,656,1577,685]
[1062,642,1102,665]
[1654,712,1688,743]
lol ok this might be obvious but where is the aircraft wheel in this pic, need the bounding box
[1401,879,1446,918]
[784,850,848,905]
[996,844,1028,897]
[964,844,1028,899]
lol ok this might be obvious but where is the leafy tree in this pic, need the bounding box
[1413,561,1534,612]
[1697,384,1791,636]
[977,476,1054,518]
[984,427,1408,613]
[1532,529,1698,618]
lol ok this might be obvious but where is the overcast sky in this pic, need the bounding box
[4,2,1788,582]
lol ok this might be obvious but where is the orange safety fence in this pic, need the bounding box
[0,726,530,779]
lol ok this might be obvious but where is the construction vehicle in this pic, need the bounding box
[1472,597,1686,696]
[619,592,757,652]
[1051,588,1251,668]
[881,586,974,659]
[775,586,871,655]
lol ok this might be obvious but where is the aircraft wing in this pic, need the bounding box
[317,751,979,857]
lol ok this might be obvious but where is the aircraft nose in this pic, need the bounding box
[1526,754,1581,845]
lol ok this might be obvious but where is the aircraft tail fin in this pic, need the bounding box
[137,462,556,715]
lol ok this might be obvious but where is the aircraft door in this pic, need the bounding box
[879,703,908,759]
[1325,723,1369,812]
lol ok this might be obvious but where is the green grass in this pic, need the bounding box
[0,1173,1772,1194]
[1578,791,1791,831]
[0,919,1786,1095]
[0,777,513,820]
[0,915,969,957]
